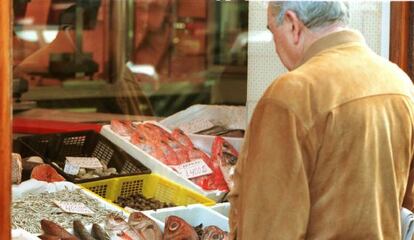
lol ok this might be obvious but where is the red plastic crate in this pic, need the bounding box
[13,117,102,134]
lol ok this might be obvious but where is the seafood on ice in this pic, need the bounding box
[105,212,163,240]
[128,212,163,240]
[163,215,199,240]
[201,225,229,240]
[110,120,239,191]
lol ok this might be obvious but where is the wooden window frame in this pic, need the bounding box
[390,2,414,80]
[0,0,12,239]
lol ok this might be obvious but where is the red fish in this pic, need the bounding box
[143,123,171,138]
[187,148,211,167]
[171,129,194,148]
[201,226,229,240]
[128,212,163,240]
[131,132,166,161]
[157,141,179,165]
[163,216,198,240]
[111,120,135,137]
[174,147,190,164]
[40,219,77,239]
[211,137,238,190]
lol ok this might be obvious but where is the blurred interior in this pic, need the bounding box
[12,0,248,117]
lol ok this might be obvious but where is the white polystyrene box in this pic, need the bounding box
[12,180,129,235]
[210,202,230,218]
[147,204,229,232]
[100,123,227,201]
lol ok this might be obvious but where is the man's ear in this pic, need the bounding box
[284,10,303,45]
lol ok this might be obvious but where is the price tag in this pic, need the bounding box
[63,161,80,175]
[53,201,94,215]
[172,159,213,179]
[66,157,103,169]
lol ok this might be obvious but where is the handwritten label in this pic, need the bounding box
[53,201,94,215]
[64,161,80,175]
[172,159,213,179]
[66,157,103,169]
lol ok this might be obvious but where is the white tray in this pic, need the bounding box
[12,229,40,240]
[12,180,128,237]
[100,124,227,201]
[145,204,229,232]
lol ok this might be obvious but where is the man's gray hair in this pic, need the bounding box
[270,1,350,30]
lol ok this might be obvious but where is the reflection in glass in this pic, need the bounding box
[13,0,248,117]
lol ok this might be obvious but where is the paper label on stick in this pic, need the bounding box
[172,159,213,179]
[63,161,80,175]
[65,157,103,169]
[53,201,94,215]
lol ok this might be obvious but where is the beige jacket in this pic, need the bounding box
[229,30,414,240]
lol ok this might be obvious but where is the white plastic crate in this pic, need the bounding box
[101,124,234,201]
[145,204,229,232]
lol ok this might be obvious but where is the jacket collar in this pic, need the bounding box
[299,30,366,66]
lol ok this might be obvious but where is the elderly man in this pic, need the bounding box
[229,2,414,239]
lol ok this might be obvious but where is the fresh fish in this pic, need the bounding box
[157,141,179,165]
[92,223,110,240]
[136,124,160,141]
[38,235,61,240]
[201,226,229,240]
[162,135,184,150]
[187,148,211,166]
[171,129,194,148]
[73,220,96,240]
[111,120,135,137]
[163,216,198,240]
[186,147,228,191]
[211,137,238,190]
[128,212,162,240]
[131,132,166,160]
[195,126,228,136]
[105,214,143,240]
[173,147,190,164]
[143,123,171,138]
[40,219,78,239]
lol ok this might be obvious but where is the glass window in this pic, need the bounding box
[13,0,248,117]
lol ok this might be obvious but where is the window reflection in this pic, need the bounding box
[13,0,248,117]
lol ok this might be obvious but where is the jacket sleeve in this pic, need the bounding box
[229,99,311,240]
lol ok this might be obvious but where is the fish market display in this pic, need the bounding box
[30,164,65,183]
[201,226,229,240]
[163,216,199,240]
[110,120,239,192]
[39,219,77,240]
[193,224,204,239]
[73,220,95,240]
[104,213,143,239]
[12,189,119,234]
[92,223,111,240]
[211,137,239,190]
[128,212,163,240]
[195,126,244,138]
[115,193,176,211]
[74,165,118,180]
[103,213,228,240]
[111,120,136,137]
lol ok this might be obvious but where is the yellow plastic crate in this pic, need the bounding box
[79,173,215,207]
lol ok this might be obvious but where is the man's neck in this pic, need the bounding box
[302,24,349,57]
